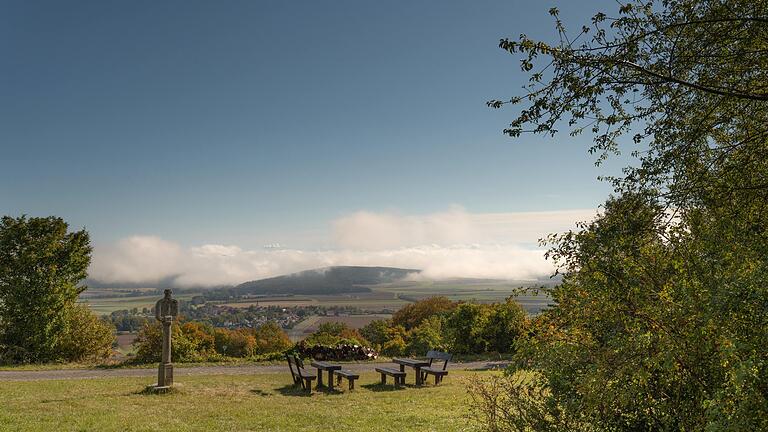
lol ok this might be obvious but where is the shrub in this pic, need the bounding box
[214,328,256,357]
[481,298,528,353]
[405,315,445,356]
[179,321,216,356]
[360,319,391,350]
[251,322,292,354]
[392,296,457,330]
[302,321,368,347]
[467,371,567,432]
[444,303,491,354]
[56,305,115,363]
[134,319,292,363]
[381,325,408,357]
[133,320,216,363]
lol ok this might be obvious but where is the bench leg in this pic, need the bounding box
[394,376,402,388]
[304,378,312,393]
[317,369,323,388]
[435,375,440,385]
[349,379,355,391]
[415,367,422,385]
[328,371,334,390]
[380,373,386,385]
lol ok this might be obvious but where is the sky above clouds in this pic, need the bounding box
[1,0,619,286]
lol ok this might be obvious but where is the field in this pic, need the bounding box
[0,370,488,431]
[83,279,552,317]
[220,279,553,314]
[80,288,201,315]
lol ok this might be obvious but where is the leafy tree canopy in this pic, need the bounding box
[0,215,95,363]
[474,1,768,430]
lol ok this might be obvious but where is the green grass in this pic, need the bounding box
[0,371,488,431]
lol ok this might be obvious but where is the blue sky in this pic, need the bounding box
[1,1,623,285]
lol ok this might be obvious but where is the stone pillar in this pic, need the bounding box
[157,318,173,387]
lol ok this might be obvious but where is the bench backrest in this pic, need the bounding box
[286,353,299,384]
[294,354,307,370]
[426,350,452,370]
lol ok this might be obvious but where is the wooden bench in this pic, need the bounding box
[375,367,406,387]
[334,369,360,391]
[419,350,452,385]
[286,354,316,393]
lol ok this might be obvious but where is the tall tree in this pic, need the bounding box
[471,1,768,430]
[0,216,92,363]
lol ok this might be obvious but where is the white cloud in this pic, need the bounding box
[333,206,595,249]
[89,207,596,287]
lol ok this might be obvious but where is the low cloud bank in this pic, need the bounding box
[89,207,596,287]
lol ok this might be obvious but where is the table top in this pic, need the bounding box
[310,361,342,370]
[393,358,431,367]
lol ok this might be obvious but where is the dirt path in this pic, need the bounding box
[0,360,508,382]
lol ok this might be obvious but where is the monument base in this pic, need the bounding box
[145,384,173,394]
[157,363,174,387]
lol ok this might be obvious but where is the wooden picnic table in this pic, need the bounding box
[393,358,431,385]
[310,361,342,390]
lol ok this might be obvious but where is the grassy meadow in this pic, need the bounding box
[0,370,488,432]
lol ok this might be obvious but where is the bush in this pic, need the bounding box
[214,328,256,357]
[133,320,216,363]
[392,296,457,330]
[138,321,217,362]
[133,319,292,363]
[359,300,529,357]
[56,305,115,362]
[381,325,408,357]
[360,319,391,350]
[302,321,369,347]
[444,303,490,354]
[179,321,216,356]
[481,298,528,354]
[405,315,445,356]
[467,371,565,432]
[251,322,292,354]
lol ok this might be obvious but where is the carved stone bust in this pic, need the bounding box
[155,289,178,322]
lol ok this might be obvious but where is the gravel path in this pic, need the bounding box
[0,360,509,382]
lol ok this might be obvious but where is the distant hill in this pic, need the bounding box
[234,266,420,296]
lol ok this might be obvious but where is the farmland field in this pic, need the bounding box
[81,279,552,316]
[80,289,202,315]
[219,279,553,314]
